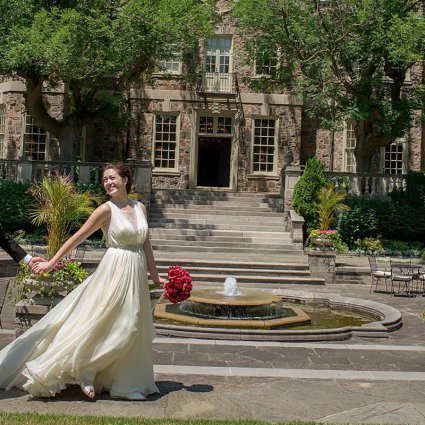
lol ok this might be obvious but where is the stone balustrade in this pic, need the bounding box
[327,171,406,198]
[281,166,407,212]
[0,158,153,206]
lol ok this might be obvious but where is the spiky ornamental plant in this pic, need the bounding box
[29,175,99,258]
[315,183,350,231]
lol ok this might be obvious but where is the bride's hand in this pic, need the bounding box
[155,277,167,289]
[33,260,54,275]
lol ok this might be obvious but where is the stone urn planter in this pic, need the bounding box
[24,277,67,297]
[311,237,334,249]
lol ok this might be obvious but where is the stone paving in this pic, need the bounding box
[0,251,425,424]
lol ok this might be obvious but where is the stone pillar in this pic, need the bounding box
[281,166,302,211]
[286,209,304,247]
[17,161,33,182]
[308,250,336,285]
[130,159,152,210]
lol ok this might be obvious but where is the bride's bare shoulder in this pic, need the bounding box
[91,202,112,219]
[135,201,148,217]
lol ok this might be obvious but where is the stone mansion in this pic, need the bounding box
[0,2,423,193]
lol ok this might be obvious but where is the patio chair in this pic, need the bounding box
[0,279,11,329]
[390,260,419,296]
[368,256,391,293]
[412,267,425,295]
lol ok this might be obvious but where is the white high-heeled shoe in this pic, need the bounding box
[80,383,96,399]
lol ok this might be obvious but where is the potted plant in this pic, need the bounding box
[308,183,350,251]
[13,258,88,302]
[12,175,99,302]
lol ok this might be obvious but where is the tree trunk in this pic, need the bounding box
[353,120,376,173]
[56,127,82,161]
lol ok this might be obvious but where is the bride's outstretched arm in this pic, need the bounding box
[32,203,111,274]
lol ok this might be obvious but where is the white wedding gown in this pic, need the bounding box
[0,200,159,398]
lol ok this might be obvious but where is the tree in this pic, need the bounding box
[232,0,425,171]
[292,157,329,230]
[0,0,216,160]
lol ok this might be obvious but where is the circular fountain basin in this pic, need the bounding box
[155,289,311,328]
[153,289,403,342]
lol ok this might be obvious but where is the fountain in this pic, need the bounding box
[154,276,311,328]
[153,276,403,341]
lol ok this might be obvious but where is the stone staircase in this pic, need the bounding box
[149,190,295,255]
[148,190,324,287]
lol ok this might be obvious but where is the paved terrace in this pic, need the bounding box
[0,249,424,424]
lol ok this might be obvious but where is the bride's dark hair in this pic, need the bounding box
[103,163,133,194]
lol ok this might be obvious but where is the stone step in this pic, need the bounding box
[152,244,300,254]
[152,190,281,199]
[149,209,285,218]
[151,238,292,249]
[149,228,289,239]
[151,199,283,208]
[149,204,283,217]
[150,234,290,243]
[149,222,287,232]
[153,272,324,285]
[154,258,308,268]
[149,216,285,225]
[156,264,310,277]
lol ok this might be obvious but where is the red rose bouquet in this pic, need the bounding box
[163,265,193,303]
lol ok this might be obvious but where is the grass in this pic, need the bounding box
[0,413,330,425]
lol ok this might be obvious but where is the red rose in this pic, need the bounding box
[164,265,192,304]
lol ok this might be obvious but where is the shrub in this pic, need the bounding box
[389,170,425,208]
[410,241,424,251]
[292,157,330,230]
[339,197,425,248]
[0,181,36,232]
[386,240,410,252]
[354,237,383,253]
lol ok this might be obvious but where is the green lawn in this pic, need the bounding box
[0,412,344,425]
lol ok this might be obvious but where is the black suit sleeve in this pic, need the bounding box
[0,223,28,263]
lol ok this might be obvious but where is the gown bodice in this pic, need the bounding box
[105,200,148,248]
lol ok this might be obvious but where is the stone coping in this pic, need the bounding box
[154,289,402,342]
[154,303,310,329]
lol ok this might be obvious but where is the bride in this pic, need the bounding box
[0,163,166,400]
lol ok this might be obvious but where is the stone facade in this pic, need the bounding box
[0,1,424,192]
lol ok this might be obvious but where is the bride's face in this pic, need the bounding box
[103,169,127,197]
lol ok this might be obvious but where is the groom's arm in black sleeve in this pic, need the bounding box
[0,222,28,263]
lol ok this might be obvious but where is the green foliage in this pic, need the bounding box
[292,158,330,230]
[308,229,348,253]
[389,170,425,208]
[0,181,36,232]
[339,197,425,248]
[0,0,217,158]
[315,183,350,230]
[29,175,100,258]
[354,237,383,254]
[386,240,410,252]
[11,259,87,303]
[232,0,425,170]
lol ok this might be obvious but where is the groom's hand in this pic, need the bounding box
[28,256,47,272]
